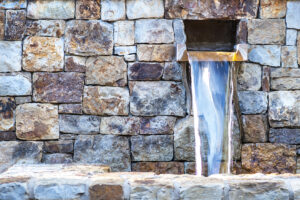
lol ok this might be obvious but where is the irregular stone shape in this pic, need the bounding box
[0,0,26,9]
[59,104,82,114]
[248,45,281,67]
[76,0,100,19]
[286,29,297,46]
[287,1,300,29]
[0,10,4,40]
[131,135,173,161]
[132,162,184,174]
[137,45,175,62]
[44,140,73,153]
[163,62,182,81]
[65,20,113,56]
[27,0,75,19]
[23,36,64,72]
[271,68,300,90]
[262,66,270,92]
[269,91,300,127]
[128,63,163,81]
[140,116,176,135]
[281,46,298,68]
[33,72,84,103]
[0,97,16,131]
[0,132,16,141]
[0,41,22,72]
[100,116,140,135]
[130,81,185,116]
[236,19,248,44]
[25,20,66,37]
[174,116,195,161]
[74,135,130,171]
[89,184,124,200]
[238,91,268,114]
[0,73,31,96]
[126,0,164,19]
[83,86,129,116]
[298,34,300,66]
[174,19,186,44]
[5,10,26,41]
[242,143,296,173]
[248,19,285,45]
[15,96,31,105]
[165,0,259,19]
[16,103,59,140]
[237,63,261,91]
[270,129,300,145]
[135,19,174,44]
[86,56,127,86]
[101,0,125,21]
[242,115,268,143]
[43,153,73,164]
[59,114,100,134]
[114,46,136,55]
[60,134,77,140]
[124,54,136,62]
[65,56,86,73]
[184,162,196,174]
[114,21,134,46]
[0,182,28,200]
[260,0,286,19]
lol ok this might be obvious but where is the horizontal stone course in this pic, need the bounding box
[271,68,300,90]
[0,41,22,72]
[248,45,281,67]
[270,129,300,145]
[0,73,31,96]
[100,116,140,135]
[0,97,15,132]
[126,0,164,19]
[25,20,66,37]
[5,10,26,41]
[238,91,268,114]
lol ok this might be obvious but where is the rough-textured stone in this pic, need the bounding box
[286,1,300,29]
[44,140,73,153]
[248,19,285,45]
[59,114,100,135]
[0,41,22,72]
[184,162,196,174]
[5,10,26,40]
[137,45,175,62]
[65,20,113,56]
[15,96,31,105]
[174,116,195,161]
[43,153,73,164]
[0,10,4,40]
[65,56,86,73]
[286,29,297,46]
[173,19,186,44]
[128,63,163,81]
[163,62,182,81]
[25,20,65,37]
[114,21,134,46]
[76,0,100,19]
[23,36,64,72]
[101,0,125,21]
[83,86,129,116]
[100,116,140,135]
[131,135,173,161]
[238,91,268,114]
[270,129,300,145]
[86,56,127,86]
[271,68,300,90]
[0,97,16,132]
[242,115,268,143]
[135,19,174,44]
[242,143,296,174]
[248,45,281,67]
[0,0,26,9]
[260,0,287,19]
[130,81,185,116]
[0,132,16,141]
[124,54,136,62]
[269,91,300,127]
[89,184,124,200]
[58,104,82,114]
[74,135,130,171]
[16,103,59,140]
[281,46,298,68]
[33,72,84,103]
[140,116,176,135]
[126,0,164,19]
[237,63,261,91]
[0,182,28,200]
[27,0,75,19]
[0,73,31,96]
[298,34,300,66]
[114,46,136,55]
[132,162,184,174]
[262,66,270,92]
[165,0,259,19]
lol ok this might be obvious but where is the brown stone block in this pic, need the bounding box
[132,162,184,174]
[89,184,124,200]
[260,0,286,19]
[0,10,4,40]
[0,97,16,131]
[0,132,16,141]
[5,10,26,41]
[76,0,100,19]
[65,56,86,73]
[137,45,175,62]
[242,115,268,143]
[44,140,73,153]
[128,63,163,81]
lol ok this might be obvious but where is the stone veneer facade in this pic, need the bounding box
[0,0,299,175]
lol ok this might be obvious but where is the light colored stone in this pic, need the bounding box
[65,56,86,73]
[298,34,300,66]
[237,63,261,91]
[65,20,113,56]
[101,0,125,21]
[114,21,134,46]
[16,103,59,140]
[163,62,183,81]
[26,20,66,37]
[58,104,82,114]
[124,54,136,62]
[129,81,185,116]
[0,41,22,72]
[248,45,281,67]
[5,10,26,41]
[23,36,64,72]
[173,19,186,44]
[137,44,175,62]
[238,91,268,114]
[59,114,100,134]
[126,0,164,19]
[287,1,300,29]
[43,153,73,164]
[242,115,268,143]
[100,116,140,135]
[0,182,28,200]
[76,0,100,19]
[140,116,176,135]
[128,62,164,81]
[15,96,31,105]
[0,73,31,96]
[114,46,136,55]
[260,0,286,19]
[83,86,129,116]
[281,46,298,68]
[0,97,15,132]
[248,19,285,45]
[0,0,26,9]
[271,68,300,90]
[86,56,127,86]
[286,29,297,46]
[135,19,174,44]
[27,0,75,19]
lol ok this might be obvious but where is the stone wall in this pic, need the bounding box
[0,0,299,174]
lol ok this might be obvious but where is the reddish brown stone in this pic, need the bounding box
[242,115,268,143]
[5,10,26,41]
[58,104,82,114]
[44,140,74,153]
[184,162,196,174]
[0,97,16,131]
[65,56,86,73]
[0,10,4,40]
[76,0,101,19]
[33,72,84,103]
[128,63,163,81]
[260,0,287,19]
[132,162,184,174]
[262,66,270,92]
[236,20,248,44]
[0,132,16,141]
[89,184,124,200]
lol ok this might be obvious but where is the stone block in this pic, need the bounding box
[238,91,268,114]
[89,184,124,200]
[15,96,31,105]
[242,115,268,143]
[248,45,281,67]
[23,36,64,72]
[237,63,261,91]
[65,56,86,73]
[16,103,59,140]
[298,34,300,66]
[76,0,100,19]
[0,10,4,40]
[173,19,186,44]
[281,46,298,68]
[0,182,28,200]
[271,68,300,90]
[58,104,82,114]
[129,81,185,116]
[25,20,66,37]
[100,116,140,135]
[0,41,22,72]
[0,0,26,9]
[124,54,136,62]
[262,66,270,92]
[5,10,26,40]
[184,162,196,174]
[126,0,164,19]
[59,114,100,134]
[42,153,73,164]
[114,21,134,46]
[270,129,300,145]
[0,132,16,141]
[0,97,16,131]
[33,72,84,103]
[114,46,136,55]
[287,1,300,29]
[260,0,286,19]
[128,62,163,81]
[101,0,125,21]
[137,44,175,62]
[0,73,31,96]
[286,29,297,46]
[44,140,74,153]
[140,116,176,135]
[163,62,183,81]
[132,162,184,174]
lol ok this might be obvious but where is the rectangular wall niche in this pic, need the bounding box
[184,20,239,52]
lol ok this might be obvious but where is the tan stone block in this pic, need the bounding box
[76,0,100,19]
[260,0,286,19]
[137,45,175,62]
